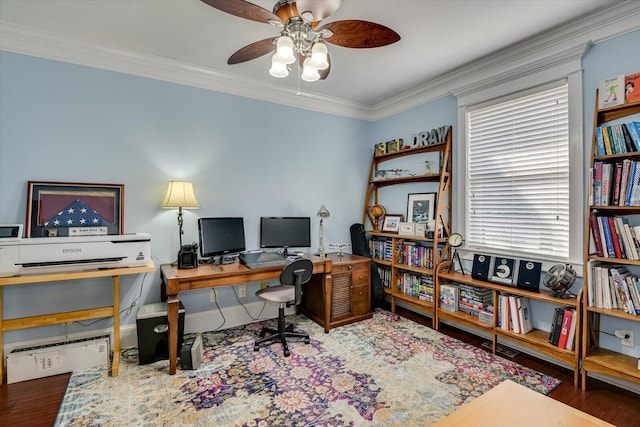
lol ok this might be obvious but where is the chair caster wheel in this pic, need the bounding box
[284,350,290,357]
[254,345,259,352]
[304,338,310,344]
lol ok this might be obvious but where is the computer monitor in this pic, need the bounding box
[260,216,311,256]
[198,217,246,261]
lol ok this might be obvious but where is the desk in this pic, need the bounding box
[0,262,155,384]
[161,255,333,375]
[433,380,613,426]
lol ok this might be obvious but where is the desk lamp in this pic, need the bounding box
[160,181,200,248]
[316,204,330,257]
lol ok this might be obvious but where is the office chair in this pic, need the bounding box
[254,258,313,356]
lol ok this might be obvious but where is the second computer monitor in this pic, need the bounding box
[260,216,311,256]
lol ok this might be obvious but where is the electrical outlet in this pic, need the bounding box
[622,330,634,347]
[238,285,246,298]
[210,289,216,303]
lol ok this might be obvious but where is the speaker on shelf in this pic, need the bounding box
[516,260,542,292]
[471,254,491,282]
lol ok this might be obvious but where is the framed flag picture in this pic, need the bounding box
[26,181,124,237]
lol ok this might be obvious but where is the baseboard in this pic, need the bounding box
[396,301,640,396]
[3,302,294,359]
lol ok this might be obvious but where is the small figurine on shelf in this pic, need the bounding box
[329,243,351,259]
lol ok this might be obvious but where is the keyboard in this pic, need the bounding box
[239,252,287,269]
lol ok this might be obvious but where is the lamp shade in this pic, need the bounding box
[160,181,200,209]
[317,204,330,218]
[301,57,320,82]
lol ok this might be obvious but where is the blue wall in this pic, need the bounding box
[1,29,639,353]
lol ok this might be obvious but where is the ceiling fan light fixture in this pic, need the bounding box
[269,54,289,78]
[301,57,320,82]
[274,35,295,64]
[309,42,329,70]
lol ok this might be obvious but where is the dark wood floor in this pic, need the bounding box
[2,306,639,426]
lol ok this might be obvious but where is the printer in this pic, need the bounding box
[0,233,151,277]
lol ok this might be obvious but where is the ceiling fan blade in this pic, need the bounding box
[200,0,280,24]
[228,37,277,64]
[320,20,401,48]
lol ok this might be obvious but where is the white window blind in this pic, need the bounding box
[467,84,569,260]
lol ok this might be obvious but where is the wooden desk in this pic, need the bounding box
[160,255,333,375]
[433,380,614,426]
[0,262,155,384]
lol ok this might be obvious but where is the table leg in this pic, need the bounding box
[167,296,179,375]
[112,275,120,377]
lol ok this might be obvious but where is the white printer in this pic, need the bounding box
[0,233,151,277]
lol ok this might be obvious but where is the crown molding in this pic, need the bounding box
[370,1,640,120]
[0,21,373,121]
[1,1,638,122]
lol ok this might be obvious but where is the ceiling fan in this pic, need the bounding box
[200,0,401,82]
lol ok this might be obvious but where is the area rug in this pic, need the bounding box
[55,309,560,426]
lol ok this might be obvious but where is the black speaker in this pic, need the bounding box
[471,254,491,281]
[178,244,198,269]
[350,223,384,308]
[516,260,542,292]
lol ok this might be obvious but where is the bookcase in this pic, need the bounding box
[582,90,640,390]
[436,264,583,386]
[362,126,452,320]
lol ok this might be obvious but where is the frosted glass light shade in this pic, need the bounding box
[160,181,200,209]
[309,42,329,70]
[269,55,289,78]
[301,58,320,82]
[274,35,295,64]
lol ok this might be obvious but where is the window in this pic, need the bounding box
[466,83,571,261]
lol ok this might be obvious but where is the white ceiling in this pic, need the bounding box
[0,0,631,114]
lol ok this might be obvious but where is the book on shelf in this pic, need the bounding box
[598,75,625,109]
[589,264,640,315]
[508,295,522,334]
[557,308,573,349]
[565,308,578,351]
[439,283,459,312]
[626,72,640,104]
[518,297,533,334]
[548,307,565,346]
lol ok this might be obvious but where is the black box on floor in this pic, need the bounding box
[136,301,185,365]
[180,335,203,370]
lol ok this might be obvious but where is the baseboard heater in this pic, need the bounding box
[6,335,110,384]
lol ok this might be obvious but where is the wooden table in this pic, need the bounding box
[0,262,155,384]
[433,380,614,426]
[160,255,333,375]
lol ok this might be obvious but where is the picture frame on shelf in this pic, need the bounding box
[398,222,415,236]
[382,214,403,233]
[26,181,124,237]
[407,192,436,223]
[414,223,426,237]
[386,139,400,153]
[374,142,386,157]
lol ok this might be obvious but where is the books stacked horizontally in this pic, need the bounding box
[588,264,640,315]
[588,213,640,259]
[497,294,533,335]
[398,271,433,302]
[458,284,493,323]
[548,306,578,350]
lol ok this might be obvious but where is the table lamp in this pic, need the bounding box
[316,204,330,257]
[160,181,200,248]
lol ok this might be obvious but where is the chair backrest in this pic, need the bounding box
[280,258,313,305]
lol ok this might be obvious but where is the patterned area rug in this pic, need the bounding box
[55,309,560,426]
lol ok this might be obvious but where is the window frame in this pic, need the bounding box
[456,67,584,275]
